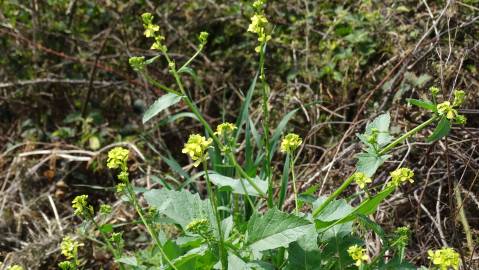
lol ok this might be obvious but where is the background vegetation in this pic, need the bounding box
[0,0,478,269]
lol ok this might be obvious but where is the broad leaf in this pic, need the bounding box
[427,117,451,142]
[363,113,393,147]
[285,226,322,270]
[313,197,354,228]
[115,256,138,266]
[144,189,213,230]
[143,93,183,124]
[355,152,391,177]
[208,172,267,197]
[228,252,248,270]
[246,209,312,252]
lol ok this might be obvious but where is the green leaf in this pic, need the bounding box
[356,214,386,243]
[208,172,267,197]
[99,224,113,234]
[144,189,213,230]
[427,117,451,142]
[88,135,101,150]
[355,152,391,177]
[143,93,183,124]
[313,197,354,228]
[365,113,393,146]
[115,256,138,266]
[406,98,436,111]
[246,209,313,252]
[234,73,258,142]
[285,226,322,270]
[227,252,248,270]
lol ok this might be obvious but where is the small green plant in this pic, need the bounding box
[64,1,467,269]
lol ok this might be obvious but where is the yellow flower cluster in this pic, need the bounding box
[182,134,213,167]
[198,31,209,46]
[388,167,414,187]
[6,265,23,270]
[60,236,83,260]
[347,244,369,267]
[107,147,129,170]
[215,122,237,136]
[141,12,166,51]
[72,195,94,217]
[280,133,302,154]
[352,172,372,189]
[129,56,145,71]
[428,247,460,270]
[437,102,457,120]
[436,90,467,124]
[248,0,271,53]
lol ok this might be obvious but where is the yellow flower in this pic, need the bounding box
[428,247,460,270]
[182,134,213,167]
[198,31,209,46]
[72,195,94,217]
[107,147,129,170]
[388,167,414,187]
[215,122,237,136]
[60,236,83,260]
[352,172,372,189]
[150,35,166,51]
[6,265,24,270]
[141,13,160,38]
[437,101,457,120]
[347,244,369,267]
[248,14,268,34]
[118,171,129,182]
[280,133,302,154]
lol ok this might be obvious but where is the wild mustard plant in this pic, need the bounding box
[428,247,460,270]
[182,135,227,267]
[106,147,178,270]
[105,6,470,269]
[391,226,411,263]
[59,236,82,269]
[280,133,302,212]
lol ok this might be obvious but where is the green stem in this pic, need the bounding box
[159,49,265,197]
[312,174,355,218]
[126,184,179,270]
[87,213,125,270]
[313,116,438,218]
[203,161,227,270]
[378,116,437,155]
[259,42,273,208]
[290,154,299,214]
